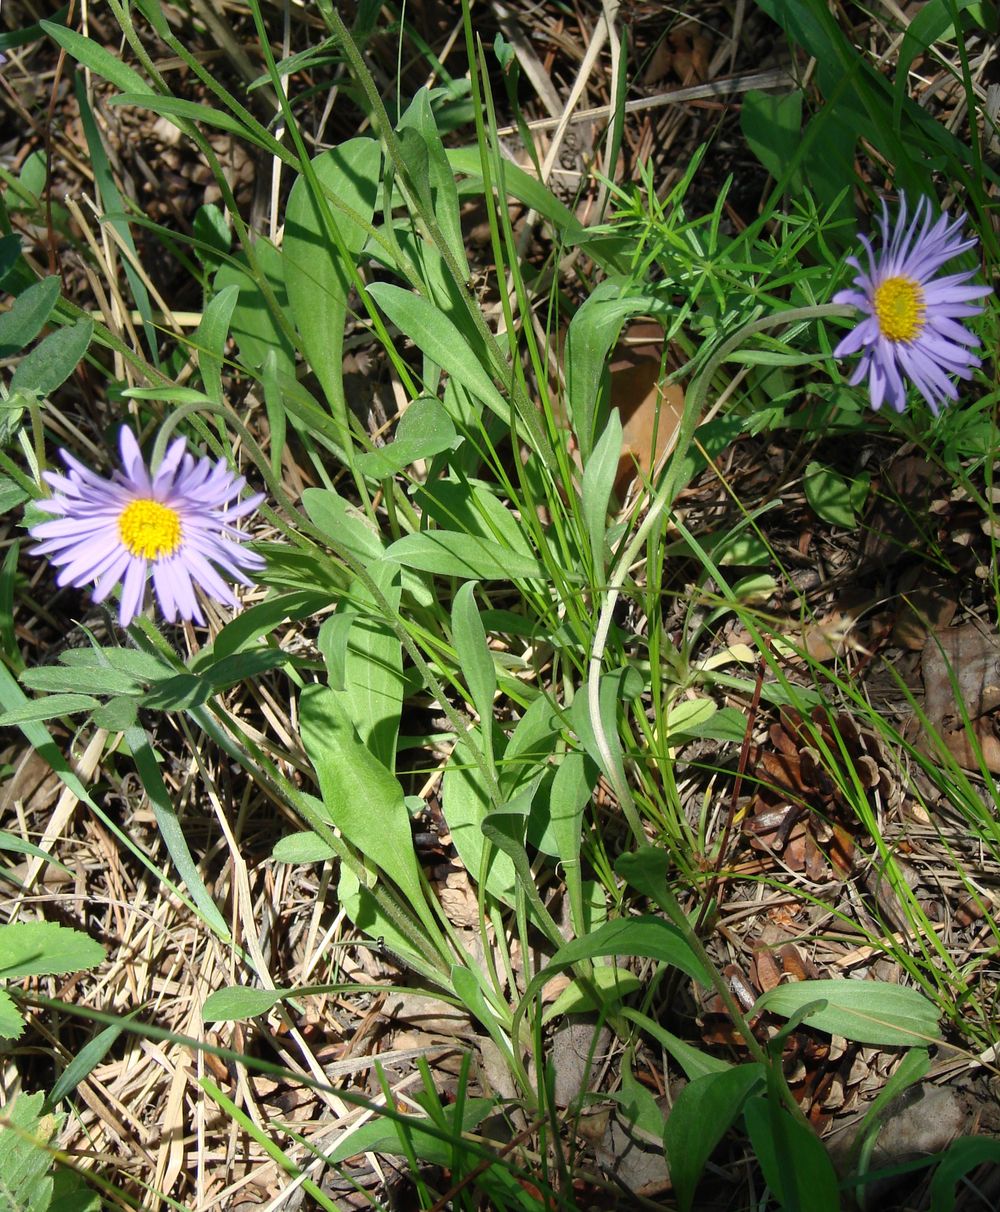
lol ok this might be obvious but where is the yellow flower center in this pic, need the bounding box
[118,499,182,560]
[873,275,926,342]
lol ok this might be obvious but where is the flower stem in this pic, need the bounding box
[586,303,856,837]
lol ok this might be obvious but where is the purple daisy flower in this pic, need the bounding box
[29,426,265,628]
[833,192,992,414]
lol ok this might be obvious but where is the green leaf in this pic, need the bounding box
[534,916,711,989]
[299,684,437,938]
[543,751,592,872]
[494,33,515,71]
[0,990,24,1040]
[336,865,434,979]
[15,152,46,206]
[140,673,209,711]
[0,7,69,54]
[804,461,865,529]
[452,582,496,756]
[895,0,984,126]
[40,20,154,94]
[301,486,384,563]
[743,1094,840,1212]
[193,204,231,269]
[196,283,240,405]
[48,1164,102,1212]
[741,90,804,189]
[446,148,595,260]
[202,986,289,1021]
[754,978,941,1046]
[57,645,172,682]
[624,1008,732,1081]
[47,1017,132,1107]
[366,282,509,419]
[329,563,404,768]
[211,590,328,662]
[317,611,355,692]
[356,397,458,478]
[398,89,465,267]
[0,920,104,980]
[568,667,640,787]
[707,529,769,567]
[0,1092,58,1211]
[110,92,262,142]
[89,695,139,731]
[450,965,517,1067]
[10,319,92,396]
[582,410,622,579]
[664,1065,766,1212]
[0,831,70,869]
[678,705,750,743]
[664,697,717,741]
[0,236,22,286]
[615,1058,667,1140]
[192,646,290,689]
[500,695,560,797]
[272,831,336,864]
[0,478,29,512]
[0,277,60,356]
[930,1136,1000,1212]
[0,694,100,725]
[543,965,641,1021]
[326,1097,496,1166]
[857,1046,930,1141]
[20,665,144,697]
[122,388,217,405]
[564,285,669,460]
[387,530,543,580]
[284,138,380,427]
[214,240,295,375]
[417,479,537,559]
[442,726,516,902]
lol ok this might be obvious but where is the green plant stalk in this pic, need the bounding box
[0,443,39,497]
[330,6,560,475]
[149,401,501,803]
[193,695,453,982]
[578,304,856,1123]
[246,0,363,491]
[587,302,855,839]
[120,614,448,980]
[200,1077,341,1212]
[142,7,449,528]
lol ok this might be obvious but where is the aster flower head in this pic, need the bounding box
[29,426,265,628]
[833,192,992,414]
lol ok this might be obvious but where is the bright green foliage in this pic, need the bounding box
[754,978,942,1047]
[0,1093,99,1212]
[0,922,104,1041]
[665,1065,767,1212]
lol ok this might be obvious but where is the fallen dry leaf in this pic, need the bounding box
[892,569,958,651]
[609,358,685,498]
[921,623,1000,771]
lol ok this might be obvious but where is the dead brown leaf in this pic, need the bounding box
[892,568,958,651]
[609,358,685,498]
[921,623,1000,771]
